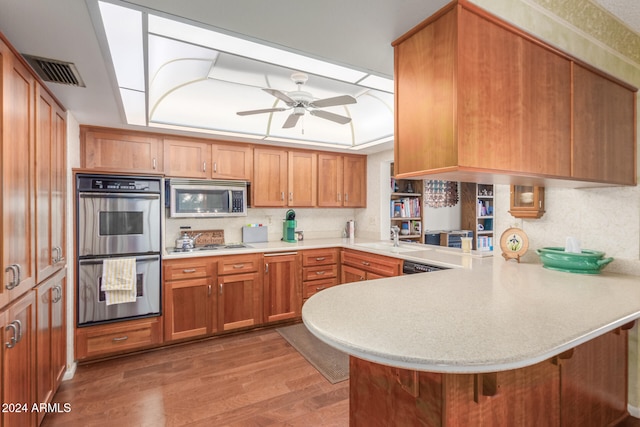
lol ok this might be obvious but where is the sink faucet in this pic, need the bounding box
[391,226,400,247]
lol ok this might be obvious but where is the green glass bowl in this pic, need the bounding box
[535,247,614,274]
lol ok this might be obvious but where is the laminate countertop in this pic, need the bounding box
[302,257,640,374]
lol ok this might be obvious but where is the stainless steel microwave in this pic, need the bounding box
[167,179,248,218]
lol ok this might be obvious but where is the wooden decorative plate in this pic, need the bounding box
[500,227,529,262]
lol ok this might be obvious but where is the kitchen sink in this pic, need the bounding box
[355,242,428,253]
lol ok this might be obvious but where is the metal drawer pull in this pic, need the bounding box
[315,257,326,261]
[315,271,326,275]
[153,158,157,169]
[203,161,207,172]
[233,264,245,269]
[182,269,197,273]
[219,283,223,295]
[112,336,129,342]
[362,261,371,266]
[316,286,326,291]
[5,264,19,290]
[5,323,17,348]
[214,162,217,173]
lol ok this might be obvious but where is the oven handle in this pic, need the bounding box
[78,193,160,200]
[78,255,160,265]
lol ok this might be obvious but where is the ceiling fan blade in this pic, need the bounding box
[282,113,301,128]
[310,109,352,125]
[263,88,296,105]
[310,95,357,108]
[237,107,287,116]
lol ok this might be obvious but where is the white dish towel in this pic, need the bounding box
[101,258,137,305]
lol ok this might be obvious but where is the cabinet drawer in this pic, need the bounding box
[217,254,261,275]
[75,317,162,360]
[304,278,339,298]
[302,248,340,267]
[303,264,338,281]
[342,249,402,277]
[164,260,211,281]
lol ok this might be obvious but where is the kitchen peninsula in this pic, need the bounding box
[303,259,640,426]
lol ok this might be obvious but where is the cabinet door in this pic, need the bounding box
[218,272,262,331]
[164,277,214,341]
[211,143,252,180]
[263,253,301,323]
[35,84,67,283]
[317,153,343,207]
[253,147,288,207]
[572,65,636,185]
[457,8,571,176]
[288,150,317,207]
[2,291,36,427]
[341,265,366,284]
[81,127,163,173]
[35,269,66,425]
[343,155,366,207]
[164,138,211,178]
[2,41,36,306]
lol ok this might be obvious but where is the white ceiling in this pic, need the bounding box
[0,0,637,153]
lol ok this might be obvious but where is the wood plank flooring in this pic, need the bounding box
[41,327,349,427]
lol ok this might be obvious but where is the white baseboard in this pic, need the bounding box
[629,404,640,418]
[62,362,77,381]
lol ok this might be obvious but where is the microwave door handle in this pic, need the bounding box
[228,191,233,213]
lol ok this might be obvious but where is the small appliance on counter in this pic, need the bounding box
[282,209,297,242]
[346,220,356,239]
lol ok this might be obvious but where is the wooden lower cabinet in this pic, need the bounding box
[75,316,163,360]
[164,259,217,342]
[302,248,340,302]
[349,328,629,426]
[1,290,36,427]
[217,254,263,332]
[35,269,66,425]
[263,252,301,323]
[341,249,403,283]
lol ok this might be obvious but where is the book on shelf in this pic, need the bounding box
[477,236,493,251]
[390,197,421,218]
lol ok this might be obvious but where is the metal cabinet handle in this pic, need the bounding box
[219,283,223,295]
[289,192,293,201]
[316,286,326,291]
[5,265,19,290]
[345,193,349,202]
[208,285,212,296]
[265,263,269,274]
[203,161,207,172]
[112,336,128,342]
[52,246,63,263]
[315,257,326,261]
[337,193,342,202]
[182,269,197,273]
[362,261,371,266]
[214,162,217,173]
[53,285,62,303]
[15,264,22,285]
[315,271,326,275]
[5,323,17,348]
[281,192,285,201]
[233,264,245,269]
[153,158,157,170]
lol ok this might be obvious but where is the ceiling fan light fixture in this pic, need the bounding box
[293,106,306,116]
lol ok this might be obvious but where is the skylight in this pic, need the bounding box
[97,0,394,150]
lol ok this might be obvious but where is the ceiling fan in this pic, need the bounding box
[237,72,357,129]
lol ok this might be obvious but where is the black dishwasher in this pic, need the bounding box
[403,260,448,274]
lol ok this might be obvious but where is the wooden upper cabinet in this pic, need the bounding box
[2,40,36,305]
[318,153,366,207]
[318,153,343,207]
[457,7,572,176]
[81,126,163,173]
[163,138,210,178]
[288,150,317,207]
[393,1,636,186]
[343,155,366,207]
[253,147,288,207]
[211,143,252,181]
[572,65,636,185]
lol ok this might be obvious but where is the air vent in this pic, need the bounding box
[22,54,85,87]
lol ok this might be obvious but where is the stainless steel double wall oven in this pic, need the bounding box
[76,174,162,326]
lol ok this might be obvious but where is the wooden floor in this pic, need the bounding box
[41,327,349,427]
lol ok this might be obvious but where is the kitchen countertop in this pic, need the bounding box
[302,257,640,374]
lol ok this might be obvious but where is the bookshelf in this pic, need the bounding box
[461,182,494,251]
[390,164,423,243]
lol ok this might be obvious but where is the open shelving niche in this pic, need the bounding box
[390,163,423,243]
[461,182,494,251]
